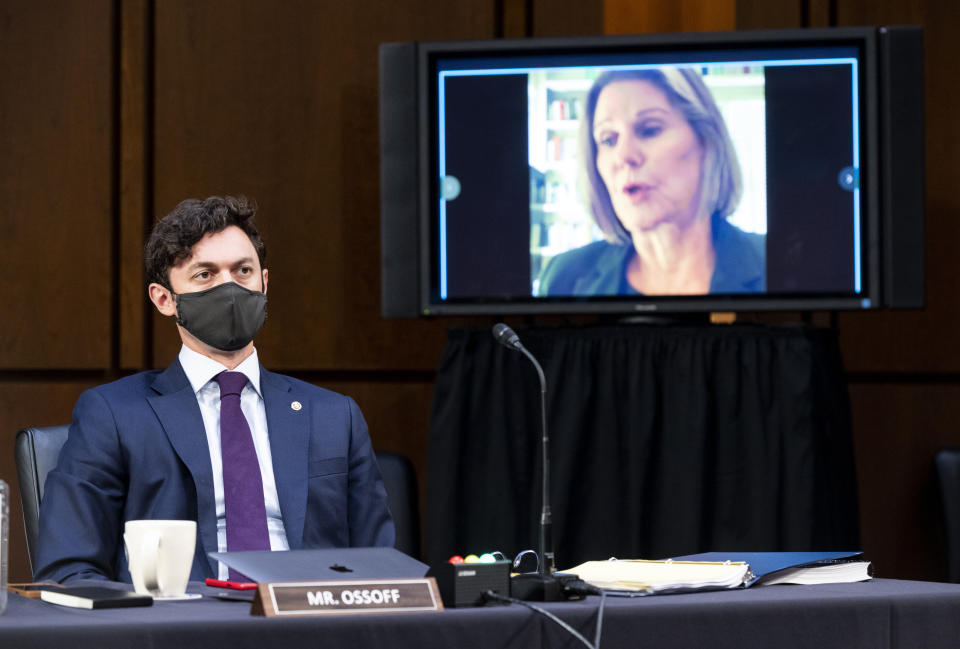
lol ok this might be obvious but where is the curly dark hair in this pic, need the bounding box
[144,195,267,289]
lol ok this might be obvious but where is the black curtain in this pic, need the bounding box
[425,324,859,569]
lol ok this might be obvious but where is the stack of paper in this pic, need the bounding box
[562,559,750,593]
[562,552,871,594]
[760,561,872,586]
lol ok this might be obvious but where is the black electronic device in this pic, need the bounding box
[379,26,924,317]
[428,561,511,607]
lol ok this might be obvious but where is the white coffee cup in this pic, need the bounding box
[124,520,196,598]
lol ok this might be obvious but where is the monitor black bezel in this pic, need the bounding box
[414,27,881,316]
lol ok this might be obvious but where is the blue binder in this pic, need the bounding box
[669,551,866,587]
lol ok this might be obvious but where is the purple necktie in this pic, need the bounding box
[217,371,270,580]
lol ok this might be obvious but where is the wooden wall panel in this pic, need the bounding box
[834,1,956,374]
[735,0,802,29]
[502,0,529,37]
[805,0,834,27]
[604,0,736,34]
[849,382,960,581]
[835,0,927,24]
[0,380,102,582]
[533,0,604,37]
[0,1,114,369]
[149,0,496,372]
[119,0,150,370]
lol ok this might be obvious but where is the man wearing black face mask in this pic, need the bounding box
[34,195,395,584]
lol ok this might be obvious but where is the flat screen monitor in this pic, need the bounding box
[379,27,924,317]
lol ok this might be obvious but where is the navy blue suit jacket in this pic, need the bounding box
[33,359,395,583]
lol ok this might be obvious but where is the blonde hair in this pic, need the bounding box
[579,68,743,244]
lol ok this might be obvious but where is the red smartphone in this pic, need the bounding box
[205,578,258,590]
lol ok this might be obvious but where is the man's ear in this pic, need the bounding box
[148,283,178,317]
[262,268,268,294]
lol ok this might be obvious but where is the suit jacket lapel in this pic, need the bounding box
[261,367,309,549]
[573,243,633,295]
[147,360,219,576]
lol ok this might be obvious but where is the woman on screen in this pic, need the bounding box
[537,68,765,296]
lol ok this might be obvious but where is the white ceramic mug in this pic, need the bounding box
[124,520,196,598]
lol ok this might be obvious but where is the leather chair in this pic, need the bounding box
[14,425,69,573]
[14,425,422,573]
[375,451,422,559]
[936,447,960,582]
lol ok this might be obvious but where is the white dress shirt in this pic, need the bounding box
[178,345,289,579]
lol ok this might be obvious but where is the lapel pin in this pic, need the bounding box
[291,401,302,411]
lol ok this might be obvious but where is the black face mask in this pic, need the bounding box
[174,282,267,352]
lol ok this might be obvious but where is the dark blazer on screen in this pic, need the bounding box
[538,215,766,296]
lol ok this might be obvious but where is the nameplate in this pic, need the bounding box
[251,578,444,617]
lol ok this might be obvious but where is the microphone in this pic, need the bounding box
[492,324,568,601]
[492,323,521,349]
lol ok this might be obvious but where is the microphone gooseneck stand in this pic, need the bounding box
[492,323,571,601]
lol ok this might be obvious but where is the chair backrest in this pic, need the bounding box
[375,451,421,559]
[936,447,960,583]
[14,425,70,572]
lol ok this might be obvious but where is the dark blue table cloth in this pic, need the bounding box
[3,579,960,649]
